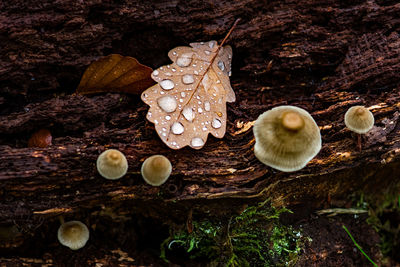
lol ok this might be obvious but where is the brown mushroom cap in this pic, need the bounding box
[28,129,52,148]
[141,155,172,186]
[344,106,374,134]
[57,220,89,250]
[96,149,128,180]
[253,105,321,172]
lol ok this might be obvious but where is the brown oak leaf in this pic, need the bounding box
[141,40,235,150]
[76,54,154,95]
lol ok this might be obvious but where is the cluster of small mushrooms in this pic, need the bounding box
[57,105,374,250]
[57,150,172,250]
[253,105,374,172]
[96,149,172,186]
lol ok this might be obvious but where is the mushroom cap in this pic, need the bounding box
[253,105,321,172]
[96,149,128,180]
[344,106,374,134]
[141,155,172,186]
[57,220,89,250]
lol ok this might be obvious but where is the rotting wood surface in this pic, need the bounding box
[1,0,400,264]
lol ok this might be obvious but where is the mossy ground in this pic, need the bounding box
[161,199,309,266]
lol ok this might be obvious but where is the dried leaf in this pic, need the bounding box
[141,40,235,150]
[76,54,154,95]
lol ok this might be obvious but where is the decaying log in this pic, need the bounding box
[1,0,400,264]
[0,89,398,223]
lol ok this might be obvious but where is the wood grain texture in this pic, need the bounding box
[0,0,400,264]
[1,0,399,218]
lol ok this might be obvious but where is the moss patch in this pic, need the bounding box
[162,199,309,266]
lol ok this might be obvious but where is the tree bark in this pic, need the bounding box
[1,0,400,264]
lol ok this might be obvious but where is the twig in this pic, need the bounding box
[316,208,367,217]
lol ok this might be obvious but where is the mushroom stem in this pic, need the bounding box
[357,134,362,152]
[58,215,65,225]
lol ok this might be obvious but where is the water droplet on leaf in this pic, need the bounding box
[160,79,175,90]
[171,122,184,134]
[176,53,192,67]
[183,106,195,122]
[191,137,204,147]
[218,61,225,71]
[204,101,211,111]
[182,74,194,84]
[158,96,177,113]
[212,118,222,129]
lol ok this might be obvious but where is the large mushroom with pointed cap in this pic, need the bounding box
[57,220,89,250]
[253,105,321,172]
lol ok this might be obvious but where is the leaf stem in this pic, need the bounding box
[219,19,241,48]
[166,19,240,143]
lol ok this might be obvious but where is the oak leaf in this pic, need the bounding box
[76,54,154,95]
[141,40,235,150]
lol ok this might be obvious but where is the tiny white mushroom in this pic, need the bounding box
[141,155,172,186]
[344,106,375,151]
[96,149,128,180]
[57,221,89,250]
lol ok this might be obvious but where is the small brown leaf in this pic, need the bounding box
[28,129,52,148]
[76,54,154,95]
[141,36,236,149]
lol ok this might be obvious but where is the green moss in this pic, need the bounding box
[161,199,309,266]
